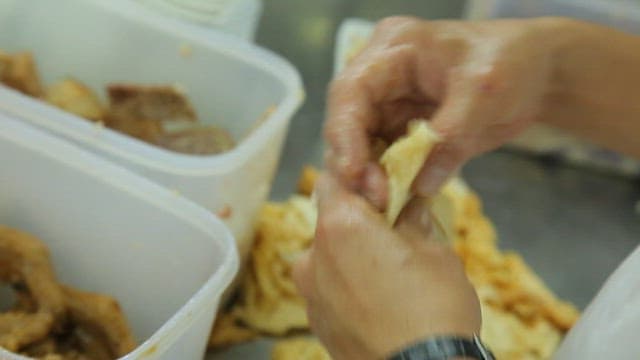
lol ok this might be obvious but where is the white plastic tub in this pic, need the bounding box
[0,0,304,262]
[136,0,263,40]
[0,117,239,360]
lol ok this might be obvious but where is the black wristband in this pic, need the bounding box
[387,334,495,360]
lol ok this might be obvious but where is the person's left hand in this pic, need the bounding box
[293,175,481,360]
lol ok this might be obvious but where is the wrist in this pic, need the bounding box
[526,17,586,97]
[386,334,494,360]
[377,325,480,358]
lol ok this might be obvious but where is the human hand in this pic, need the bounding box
[325,17,561,202]
[293,175,481,360]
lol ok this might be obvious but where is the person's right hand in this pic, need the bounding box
[293,174,481,360]
[325,16,564,204]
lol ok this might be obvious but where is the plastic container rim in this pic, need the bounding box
[0,117,240,359]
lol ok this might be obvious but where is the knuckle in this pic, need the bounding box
[469,64,506,95]
[376,16,418,33]
[327,74,362,102]
[327,76,346,97]
[374,16,422,44]
[317,201,364,238]
[431,131,471,164]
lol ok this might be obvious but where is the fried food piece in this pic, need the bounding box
[22,285,137,360]
[210,166,579,359]
[296,166,319,196]
[21,337,58,358]
[208,311,259,349]
[481,303,563,360]
[208,197,316,348]
[380,121,439,224]
[105,84,198,145]
[0,51,43,97]
[0,226,65,351]
[0,52,10,78]
[45,79,105,122]
[0,312,55,353]
[451,197,579,359]
[271,338,331,360]
[22,330,112,360]
[106,84,197,123]
[62,285,137,358]
[232,197,315,335]
[157,125,235,155]
[0,226,136,359]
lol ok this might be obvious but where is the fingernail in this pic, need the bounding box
[416,166,450,197]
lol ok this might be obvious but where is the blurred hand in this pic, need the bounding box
[293,175,481,360]
[325,17,559,200]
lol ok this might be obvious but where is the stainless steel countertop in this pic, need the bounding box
[211,1,640,358]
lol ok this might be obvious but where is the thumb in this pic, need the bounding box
[292,250,314,300]
[394,196,433,241]
[413,84,476,197]
[413,143,465,197]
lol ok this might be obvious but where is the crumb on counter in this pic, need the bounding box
[216,204,233,219]
[297,166,319,196]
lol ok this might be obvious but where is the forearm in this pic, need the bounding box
[539,17,640,159]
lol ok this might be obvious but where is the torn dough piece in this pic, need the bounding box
[271,337,331,360]
[380,120,440,224]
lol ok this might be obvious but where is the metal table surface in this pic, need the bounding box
[210,1,640,358]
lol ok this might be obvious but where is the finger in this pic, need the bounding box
[415,60,537,196]
[315,173,349,217]
[292,250,314,300]
[325,44,418,188]
[315,173,387,248]
[394,196,433,241]
[412,73,484,196]
[360,163,388,211]
[323,82,373,188]
[377,99,438,141]
[316,173,385,222]
[413,142,466,197]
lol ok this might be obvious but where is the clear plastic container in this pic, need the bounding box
[0,0,304,263]
[0,116,239,360]
[465,0,640,34]
[136,0,263,40]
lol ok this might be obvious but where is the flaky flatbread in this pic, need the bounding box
[380,121,439,224]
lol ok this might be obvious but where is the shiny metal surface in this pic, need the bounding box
[210,1,640,358]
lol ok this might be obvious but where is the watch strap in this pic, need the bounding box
[388,334,495,360]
